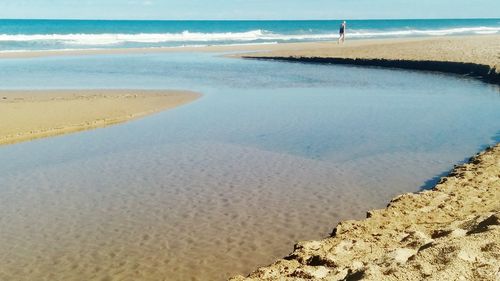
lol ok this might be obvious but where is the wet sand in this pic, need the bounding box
[231,36,500,280]
[0,90,200,145]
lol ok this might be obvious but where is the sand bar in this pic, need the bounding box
[230,35,500,280]
[236,35,499,70]
[238,35,500,84]
[0,90,200,145]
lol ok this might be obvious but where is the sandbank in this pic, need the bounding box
[237,35,500,83]
[0,90,200,145]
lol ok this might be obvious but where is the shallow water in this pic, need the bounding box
[0,53,499,280]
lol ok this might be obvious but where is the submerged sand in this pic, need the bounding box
[0,90,200,145]
[231,36,500,280]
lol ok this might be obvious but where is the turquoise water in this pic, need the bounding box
[0,52,499,280]
[0,18,499,51]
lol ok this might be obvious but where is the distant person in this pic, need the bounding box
[338,21,346,44]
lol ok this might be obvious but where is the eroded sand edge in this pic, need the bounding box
[231,144,499,280]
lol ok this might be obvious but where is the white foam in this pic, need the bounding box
[347,26,500,38]
[0,26,498,47]
[0,30,269,45]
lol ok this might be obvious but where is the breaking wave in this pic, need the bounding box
[0,26,498,47]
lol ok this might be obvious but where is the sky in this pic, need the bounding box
[0,0,499,20]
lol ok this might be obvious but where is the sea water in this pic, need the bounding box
[0,18,499,51]
[0,51,499,280]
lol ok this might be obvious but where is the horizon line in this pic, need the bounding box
[0,17,498,21]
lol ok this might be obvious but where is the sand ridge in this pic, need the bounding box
[0,90,201,145]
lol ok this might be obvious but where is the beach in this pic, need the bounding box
[231,35,500,280]
[0,34,499,281]
[0,90,200,145]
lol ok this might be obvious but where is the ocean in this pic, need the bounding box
[0,18,499,51]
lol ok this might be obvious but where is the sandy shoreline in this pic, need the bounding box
[231,144,500,280]
[0,90,200,145]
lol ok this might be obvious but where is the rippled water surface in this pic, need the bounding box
[0,53,499,280]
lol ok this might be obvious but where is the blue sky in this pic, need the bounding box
[1,0,499,20]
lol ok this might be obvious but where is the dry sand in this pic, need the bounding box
[236,35,500,79]
[237,35,499,70]
[0,90,200,145]
[231,144,500,281]
[230,36,500,280]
